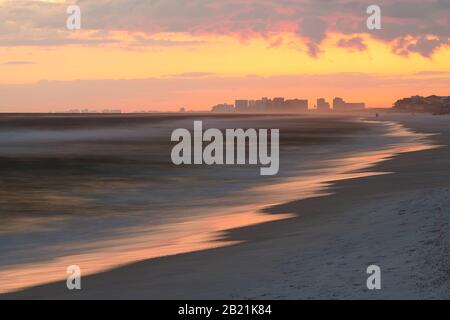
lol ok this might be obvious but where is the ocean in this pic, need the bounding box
[0,113,433,292]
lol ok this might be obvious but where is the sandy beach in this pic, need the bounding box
[2,113,450,300]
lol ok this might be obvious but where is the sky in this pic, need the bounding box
[0,0,449,112]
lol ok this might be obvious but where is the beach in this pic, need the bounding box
[1,113,450,299]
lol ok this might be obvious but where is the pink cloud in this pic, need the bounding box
[0,0,449,57]
[336,37,368,51]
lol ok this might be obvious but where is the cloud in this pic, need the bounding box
[392,36,446,57]
[1,72,449,112]
[0,37,118,47]
[0,0,449,56]
[128,35,209,47]
[3,60,35,65]
[414,71,450,76]
[298,17,327,56]
[336,37,367,51]
[170,72,216,78]
[268,36,283,48]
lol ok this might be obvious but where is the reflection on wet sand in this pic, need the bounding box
[0,210,292,293]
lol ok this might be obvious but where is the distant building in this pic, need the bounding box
[272,97,285,110]
[260,97,271,111]
[248,100,256,111]
[284,99,308,112]
[211,96,310,113]
[333,97,365,111]
[235,100,249,112]
[253,99,265,111]
[80,109,98,113]
[332,97,345,110]
[102,109,122,114]
[316,98,330,111]
[253,99,262,111]
[211,103,234,112]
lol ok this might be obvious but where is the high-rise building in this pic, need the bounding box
[254,99,264,111]
[316,98,330,111]
[285,99,308,112]
[248,100,256,111]
[261,97,271,111]
[333,97,365,111]
[235,100,249,112]
[273,97,285,110]
[212,103,234,112]
[215,96,311,113]
[333,97,345,110]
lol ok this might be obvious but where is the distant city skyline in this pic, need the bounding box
[212,96,365,112]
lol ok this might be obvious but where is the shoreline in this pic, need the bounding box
[2,114,450,299]
[0,115,378,293]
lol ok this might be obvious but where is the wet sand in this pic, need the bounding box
[2,113,450,299]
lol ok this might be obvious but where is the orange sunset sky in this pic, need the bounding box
[0,0,449,112]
